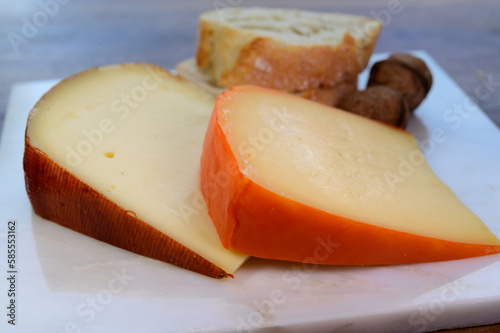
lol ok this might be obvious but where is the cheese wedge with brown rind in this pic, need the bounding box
[24,63,248,278]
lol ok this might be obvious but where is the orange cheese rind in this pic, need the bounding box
[200,85,500,265]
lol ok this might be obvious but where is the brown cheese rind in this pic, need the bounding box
[24,138,229,279]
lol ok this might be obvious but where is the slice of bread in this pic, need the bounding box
[195,7,381,95]
[176,58,357,105]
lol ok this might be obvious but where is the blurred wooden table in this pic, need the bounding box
[0,0,499,332]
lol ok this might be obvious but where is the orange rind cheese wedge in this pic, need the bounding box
[200,85,500,265]
[24,63,248,278]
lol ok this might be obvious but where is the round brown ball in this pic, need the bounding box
[367,53,432,111]
[337,86,410,128]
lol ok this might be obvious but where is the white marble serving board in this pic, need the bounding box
[1,51,499,333]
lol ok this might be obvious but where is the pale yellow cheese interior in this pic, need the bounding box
[27,64,248,274]
[221,88,500,246]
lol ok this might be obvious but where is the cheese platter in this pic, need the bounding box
[0,51,499,333]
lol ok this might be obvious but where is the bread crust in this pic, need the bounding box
[178,57,358,106]
[296,80,357,106]
[217,35,370,90]
[196,9,381,92]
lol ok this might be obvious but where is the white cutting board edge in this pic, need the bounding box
[0,51,499,333]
